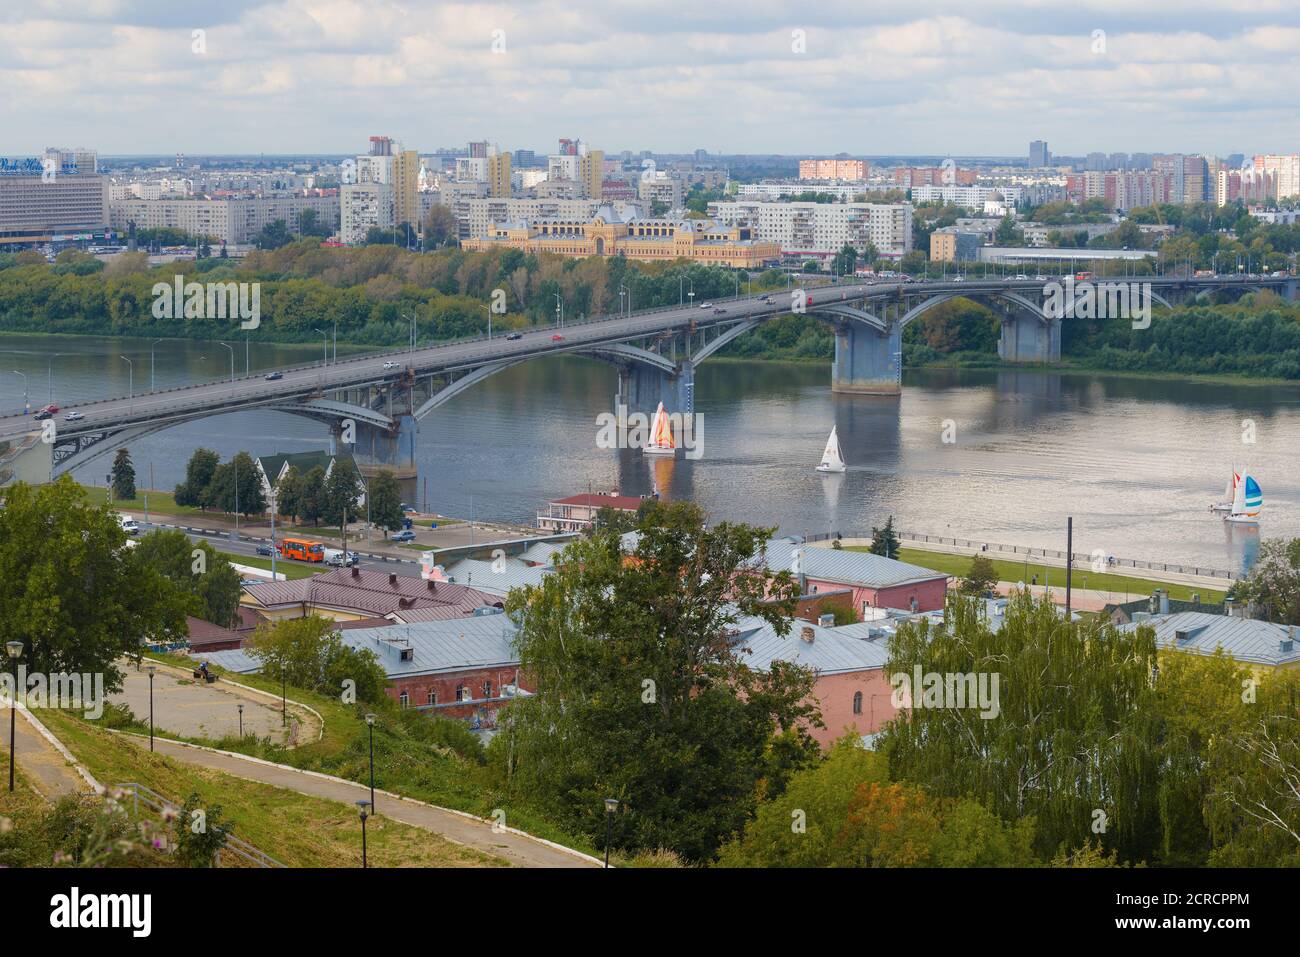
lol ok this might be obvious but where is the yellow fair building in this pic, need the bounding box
[464,209,780,268]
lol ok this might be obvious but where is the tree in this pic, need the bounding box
[1233,537,1300,624]
[273,466,304,524]
[206,452,266,517]
[298,466,328,526]
[368,470,404,537]
[110,448,136,501]
[492,501,819,862]
[960,553,998,595]
[0,477,189,689]
[248,616,389,704]
[868,515,900,559]
[253,219,293,250]
[298,209,330,238]
[323,457,362,527]
[421,205,456,248]
[831,244,857,277]
[133,530,242,628]
[880,591,1166,863]
[173,792,229,867]
[174,449,219,510]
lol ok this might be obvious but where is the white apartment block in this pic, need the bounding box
[1253,155,1300,202]
[707,200,913,259]
[637,173,684,210]
[737,182,898,202]
[109,194,341,245]
[340,182,394,244]
[911,184,1023,207]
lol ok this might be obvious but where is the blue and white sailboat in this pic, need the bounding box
[1224,470,1262,524]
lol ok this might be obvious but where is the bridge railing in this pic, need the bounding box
[803,530,1240,582]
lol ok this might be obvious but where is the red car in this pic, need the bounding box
[551,334,565,342]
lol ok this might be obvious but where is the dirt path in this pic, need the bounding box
[127,735,600,868]
[0,704,96,800]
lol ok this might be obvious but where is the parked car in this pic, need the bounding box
[264,371,283,381]
[391,530,416,543]
[64,411,83,422]
[506,332,522,340]
[383,360,401,370]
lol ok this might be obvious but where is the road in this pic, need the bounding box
[3,274,1277,442]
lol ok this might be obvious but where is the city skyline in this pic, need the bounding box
[4,1,1300,155]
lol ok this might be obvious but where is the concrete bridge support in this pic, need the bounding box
[616,360,695,417]
[998,314,1060,363]
[832,320,902,395]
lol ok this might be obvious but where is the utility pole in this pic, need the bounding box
[1064,516,1073,621]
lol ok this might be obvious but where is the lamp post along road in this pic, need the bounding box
[146,664,156,752]
[6,641,22,791]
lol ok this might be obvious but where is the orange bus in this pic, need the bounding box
[278,538,326,562]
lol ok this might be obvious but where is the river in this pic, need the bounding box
[2,331,1296,574]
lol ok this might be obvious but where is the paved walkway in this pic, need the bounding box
[0,704,95,800]
[110,660,321,746]
[128,736,599,868]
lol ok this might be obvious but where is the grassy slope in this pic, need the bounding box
[851,545,1227,604]
[38,709,504,868]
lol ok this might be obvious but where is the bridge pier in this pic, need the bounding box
[998,314,1060,363]
[616,360,694,417]
[832,320,902,395]
[342,414,418,482]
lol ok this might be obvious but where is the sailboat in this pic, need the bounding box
[1224,470,1262,524]
[1210,465,1239,512]
[644,402,676,456]
[815,426,846,473]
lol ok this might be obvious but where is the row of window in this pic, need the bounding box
[396,680,494,708]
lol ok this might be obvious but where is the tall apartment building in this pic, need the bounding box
[1029,140,1050,168]
[911,184,1021,206]
[393,150,420,227]
[1152,154,1207,204]
[0,147,108,246]
[340,182,394,244]
[798,159,868,181]
[579,149,604,201]
[707,200,913,260]
[109,194,340,245]
[487,149,512,199]
[1253,154,1300,202]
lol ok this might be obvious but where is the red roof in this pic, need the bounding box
[241,567,499,618]
[551,493,644,511]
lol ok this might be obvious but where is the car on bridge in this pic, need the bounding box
[700,302,712,308]
[383,360,401,369]
[64,411,83,422]
[506,332,522,340]
[34,404,58,420]
[551,334,564,342]
[264,371,283,381]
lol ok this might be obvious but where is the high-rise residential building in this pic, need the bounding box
[369,135,394,157]
[548,153,579,183]
[558,138,578,156]
[1108,153,1129,171]
[1253,154,1300,201]
[467,141,489,159]
[798,159,868,181]
[340,182,393,244]
[579,148,604,200]
[637,170,684,211]
[109,194,340,245]
[910,184,1022,206]
[487,148,512,198]
[0,147,108,246]
[1085,152,1108,172]
[707,200,913,260]
[1029,140,1050,168]
[513,149,537,168]
[393,149,420,227]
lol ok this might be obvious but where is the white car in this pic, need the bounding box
[699,302,713,309]
[64,411,84,422]
[383,360,401,370]
[1014,274,1029,280]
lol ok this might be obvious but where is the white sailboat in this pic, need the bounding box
[815,426,846,473]
[1210,465,1238,512]
[1224,469,1262,524]
[644,402,677,456]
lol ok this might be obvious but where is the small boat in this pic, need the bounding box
[1224,470,1262,524]
[644,402,676,456]
[815,426,846,473]
[1210,466,1238,512]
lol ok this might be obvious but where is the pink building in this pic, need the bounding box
[765,537,949,618]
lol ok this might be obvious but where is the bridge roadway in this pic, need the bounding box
[0,274,1284,456]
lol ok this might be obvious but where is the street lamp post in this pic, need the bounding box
[146,664,156,752]
[119,356,133,412]
[150,338,163,391]
[312,328,327,366]
[237,703,244,738]
[11,371,28,415]
[365,713,376,814]
[6,641,22,791]
[554,294,563,328]
[482,303,492,341]
[357,800,371,867]
[603,797,618,868]
[218,341,234,385]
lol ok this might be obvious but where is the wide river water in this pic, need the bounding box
[3,332,1296,574]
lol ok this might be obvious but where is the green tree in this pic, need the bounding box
[0,477,189,687]
[298,209,330,238]
[110,448,136,501]
[868,515,900,559]
[831,244,857,276]
[493,501,819,862]
[298,465,328,526]
[368,470,404,536]
[174,448,219,510]
[323,457,362,527]
[133,530,242,628]
[421,205,456,248]
[205,452,266,517]
[1233,537,1300,624]
[273,466,304,524]
[173,792,230,867]
[253,219,293,250]
[248,616,389,703]
[960,553,998,595]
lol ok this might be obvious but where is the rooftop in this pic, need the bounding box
[765,538,947,590]
[1120,612,1300,667]
[241,567,500,618]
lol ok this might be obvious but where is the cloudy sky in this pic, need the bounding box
[3,0,1300,157]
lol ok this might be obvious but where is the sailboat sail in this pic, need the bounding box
[644,402,676,455]
[1211,466,1239,511]
[1226,470,1262,522]
[815,426,846,473]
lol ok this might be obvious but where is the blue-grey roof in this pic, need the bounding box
[1121,612,1300,667]
[765,538,946,590]
[443,558,552,597]
[189,648,261,674]
[729,615,891,674]
[340,615,521,678]
[518,541,566,565]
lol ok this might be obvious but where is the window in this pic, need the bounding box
[456,683,468,702]
[427,690,437,706]
[853,691,863,715]
[398,691,409,708]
